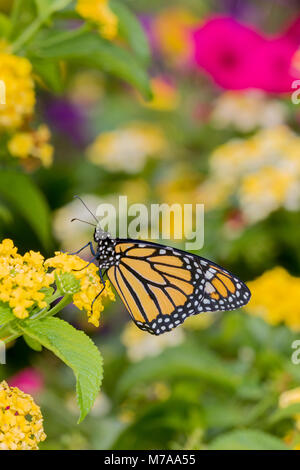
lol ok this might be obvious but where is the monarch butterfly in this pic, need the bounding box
[72,197,251,336]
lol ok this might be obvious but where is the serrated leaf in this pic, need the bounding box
[33,31,152,98]
[209,430,289,450]
[24,334,42,351]
[0,169,52,249]
[0,302,14,327]
[110,0,150,65]
[20,317,103,422]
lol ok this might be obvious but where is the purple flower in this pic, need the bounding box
[45,98,89,146]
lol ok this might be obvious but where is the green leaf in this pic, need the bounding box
[0,13,12,38]
[20,317,103,422]
[116,344,240,400]
[35,0,73,19]
[268,403,300,426]
[0,302,14,327]
[0,169,52,249]
[32,31,152,98]
[24,334,42,351]
[209,430,289,450]
[31,57,65,93]
[110,0,150,65]
[55,271,81,295]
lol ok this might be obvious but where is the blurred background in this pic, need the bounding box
[2,0,300,450]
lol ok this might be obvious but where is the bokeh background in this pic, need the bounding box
[2,0,300,450]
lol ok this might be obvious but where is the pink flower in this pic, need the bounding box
[281,16,300,46]
[8,367,44,395]
[192,15,300,93]
[251,38,297,93]
[192,16,264,90]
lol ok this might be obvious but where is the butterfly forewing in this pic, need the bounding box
[105,239,251,335]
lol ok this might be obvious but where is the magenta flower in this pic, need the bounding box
[192,15,300,93]
[281,15,300,46]
[251,38,297,93]
[192,16,264,90]
[8,367,44,396]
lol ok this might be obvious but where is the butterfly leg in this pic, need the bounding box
[72,255,99,272]
[90,269,108,314]
[68,241,96,256]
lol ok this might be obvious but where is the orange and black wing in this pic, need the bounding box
[107,240,251,335]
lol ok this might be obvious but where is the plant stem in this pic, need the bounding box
[9,0,23,38]
[11,16,45,53]
[1,331,20,345]
[31,294,73,322]
[0,295,73,343]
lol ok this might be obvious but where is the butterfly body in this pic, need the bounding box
[93,229,251,336]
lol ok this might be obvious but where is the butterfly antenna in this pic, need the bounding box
[71,218,96,227]
[74,195,98,223]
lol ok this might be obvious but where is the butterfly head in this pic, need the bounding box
[94,223,111,243]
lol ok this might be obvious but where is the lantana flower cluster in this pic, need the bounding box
[8,124,54,168]
[45,252,115,327]
[76,0,118,40]
[0,48,54,168]
[246,267,300,331]
[0,52,35,130]
[198,126,300,224]
[0,380,46,450]
[87,121,167,173]
[0,239,115,326]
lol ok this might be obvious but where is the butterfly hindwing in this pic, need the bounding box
[106,239,251,335]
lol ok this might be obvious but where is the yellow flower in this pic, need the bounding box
[0,381,46,450]
[45,252,115,327]
[0,53,35,130]
[76,0,118,39]
[8,124,54,167]
[201,126,300,222]
[153,7,198,65]
[139,77,179,111]
[246,267,300,331]
[210,90,287,132]
[0,239,53,319]
[0,239,115,326]
[87,122,166,173]
[239,166,296,222]
[279,388,300,431]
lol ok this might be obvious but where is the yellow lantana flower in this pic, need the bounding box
[76,0,118,40]
[87,122,166,173]
[45,252,115,327]
[153,7,198,65]
[0,53,35,130]
[8,124,54,167]
[0,381,46,450]
[0,239,115,326]
[139,77,179,111]
[0,239,53,319]
[246,267,300,331]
